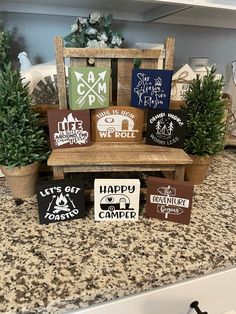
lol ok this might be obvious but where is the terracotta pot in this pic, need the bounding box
[185,155,212,185]
[1,162,40,199]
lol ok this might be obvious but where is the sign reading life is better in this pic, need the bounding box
[94,179,140,221]
[131,69,172,110]
[92,106,144,142]
[37,179,85,224]
[146,177,194,225]
[146,109,187,148]
[69,67,110,110]
[48,109,91,149]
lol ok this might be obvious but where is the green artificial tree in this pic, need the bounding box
[0,23,10,70]
[0,63,49,168]
[182,66,227,184]
[183,66,226,157]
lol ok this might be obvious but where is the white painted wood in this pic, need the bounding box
[1,0,236,28]
[143,4,191,22]
[94,179,140,221]
[68,267,236,314]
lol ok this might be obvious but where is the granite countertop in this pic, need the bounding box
[0,149,236,314]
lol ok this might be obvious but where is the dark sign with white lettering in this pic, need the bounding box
[131,68,172,110]
[48,109,90,149]
[146,109,186,148]
[146,177,194,224]
[37,179,85,224]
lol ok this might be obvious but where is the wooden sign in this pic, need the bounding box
[47,109,90,149]
[146,177,194,225]
[68,66,110,110]
[37,179,85,224]
[94,179,140,221]
[171,64,196,101]
[91,106,144,142]
[146,109,187,148]
[131,68,172,110]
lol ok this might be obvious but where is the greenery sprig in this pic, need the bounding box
[64,11,124,48]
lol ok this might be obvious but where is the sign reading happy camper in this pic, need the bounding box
[146,177,194,225]
[37,179,85,224]
[146,109,187,148]
[131,69,172,110]
[68,66,110,110]
[48,109,90,149]
[94,179,140,221]
[92,106,144,142]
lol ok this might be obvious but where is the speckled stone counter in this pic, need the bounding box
[0,150,236,314]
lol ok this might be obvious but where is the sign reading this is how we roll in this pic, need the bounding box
[69,66,110,110]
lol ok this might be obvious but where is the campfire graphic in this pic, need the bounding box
[46,193,76,214]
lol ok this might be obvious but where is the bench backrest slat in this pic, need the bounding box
[54,36,175,109]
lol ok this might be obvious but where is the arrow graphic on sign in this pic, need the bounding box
[74,71,107,107]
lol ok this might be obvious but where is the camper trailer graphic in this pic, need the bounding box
[100,194,131,211]
[97,114,138,135]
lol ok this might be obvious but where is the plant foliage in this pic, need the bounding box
[0,24,10,71]
[64,11,124,48]
[0,63,50,167]
[182,67,226,156]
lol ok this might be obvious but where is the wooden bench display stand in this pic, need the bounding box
[48,37,192,190]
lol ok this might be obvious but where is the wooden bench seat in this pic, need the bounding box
[47,36,193,193]
[48,143,192,181]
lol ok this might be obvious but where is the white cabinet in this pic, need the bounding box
[1,0,236,28]
[69,267,236,314]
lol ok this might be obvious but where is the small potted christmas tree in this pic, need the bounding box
[0,62,49,198]
[182,67,227,184]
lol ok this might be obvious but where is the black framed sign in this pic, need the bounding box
[146,109,187,148]
[37,179,85,224]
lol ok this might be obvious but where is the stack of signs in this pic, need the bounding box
[131,69,172,110]
[170,64,196,101]
[47,109,91,149]
[94,179,140,221]
[68,67,110,110]
[91,106,144,142]
[146,177,194,225]
[146,109,187,148]
[37,179,85,224]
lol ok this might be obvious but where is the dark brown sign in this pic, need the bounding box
[48,109,90,149]
[91,106,144,142]
[146,177,194,225]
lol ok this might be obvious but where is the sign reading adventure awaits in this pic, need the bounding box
[94,179,140,221]
[92,106,144,142]
[146,177,194,225]
[68,66,110,110]
[131,69,172,110]
[37,179,85,224]
[146,109,187,148]
[47,109,90,149]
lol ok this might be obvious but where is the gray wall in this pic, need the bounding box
[1,12,236,83]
